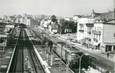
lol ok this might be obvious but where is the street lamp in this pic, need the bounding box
[78,53,89,73]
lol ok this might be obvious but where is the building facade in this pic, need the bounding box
[101,20,115,52]
[77,18,95,43]
[77,18,115,52]
[77,10,115,52]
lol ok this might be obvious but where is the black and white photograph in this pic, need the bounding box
[0,0,115,73]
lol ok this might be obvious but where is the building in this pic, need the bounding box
[0,23,6,34]
[101,20,115,52]
[77,18,95,43]
[91,20,115,52]
[14,14,32,26]
[40,18,59,34]
[77,10,115,52]
[73,15,83,22]
[15,15,23,23]
[23,17,31,26]
[4,24,14,34]
[77,19,115,53]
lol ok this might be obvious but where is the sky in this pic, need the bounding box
[0,0,114,17]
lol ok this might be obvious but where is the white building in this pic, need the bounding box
[77,18,115,52]
[23,17,31,26]
[77,10,115,52]
[4,25,14,34]
[73,15,81,22]
[98,20,115,52]
[40,19,59,34]
[77,18,95,42]
[15,16,31,26]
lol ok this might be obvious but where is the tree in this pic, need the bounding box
[50,15,57,22]
[59,19,77,33]
[68,21,77,33]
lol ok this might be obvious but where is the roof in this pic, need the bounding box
[91,10,115,22]
[74,15,91,18]
[103,19,115,24]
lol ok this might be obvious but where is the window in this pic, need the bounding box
[113,46,115,51]
[79,30,84,32]
[93,38,98,42]
[114,33,115,37]
[105,45,112,52]
[88,39,91,41]
[88,31,91,34]
[79,24,84,27]
[79,24,84,32]
[86,23,94,27]
[79,24,84,29]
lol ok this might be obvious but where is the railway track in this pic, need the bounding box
[28,47,45,73]
[8,26,45,73]
[9,28,24,73]
[25,29,45,73]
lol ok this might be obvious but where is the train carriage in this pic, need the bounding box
[52,42,81,63]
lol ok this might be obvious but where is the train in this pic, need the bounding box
[29,32,93,72]
[50,41,93,70]
[26,28,114,73]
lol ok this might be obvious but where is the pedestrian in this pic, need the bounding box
[107,52,110,58]
[48,40,53,53]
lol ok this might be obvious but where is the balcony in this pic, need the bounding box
[86,23,94,27]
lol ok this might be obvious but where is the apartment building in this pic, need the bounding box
[77,18,115,52]
[77,18,95,43]
[77,10,115,52]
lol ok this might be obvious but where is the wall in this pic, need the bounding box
[103,24,115,44]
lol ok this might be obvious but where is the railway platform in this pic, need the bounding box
[26,28,74,73]
[54,33,115,63]
[34,45,74,73]
[30,26,115,73]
